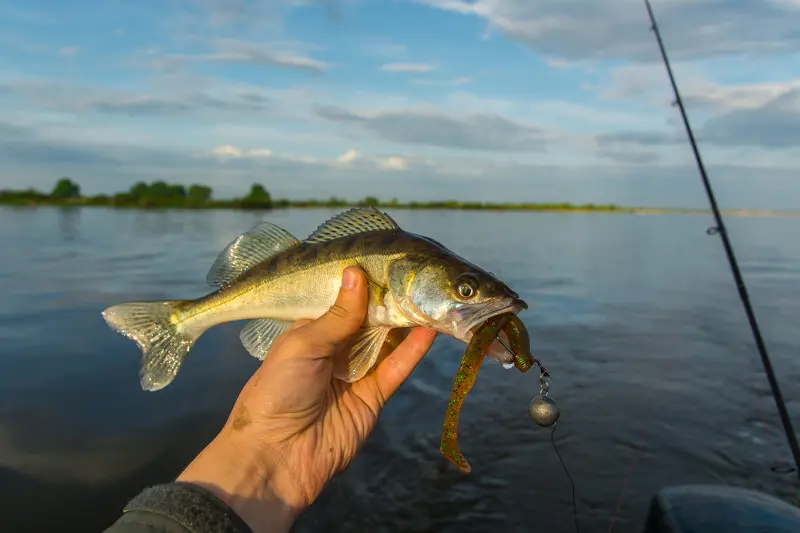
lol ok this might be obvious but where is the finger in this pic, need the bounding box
[289,319,312,331]
[374,327,438,402]
[294,266,368,349]
[265,319,311,352]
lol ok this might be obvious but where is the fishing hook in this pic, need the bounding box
[495,336,551,378]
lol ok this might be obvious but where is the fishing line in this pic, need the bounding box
[513,347,581,533]
[644,0,800,479]
[550,422,581,533]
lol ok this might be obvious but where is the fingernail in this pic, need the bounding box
[342,267,357,289]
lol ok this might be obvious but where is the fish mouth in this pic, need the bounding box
[450,297,528,343]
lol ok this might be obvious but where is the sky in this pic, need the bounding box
[0,0,799,209]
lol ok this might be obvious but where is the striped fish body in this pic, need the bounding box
[102,207,527,391]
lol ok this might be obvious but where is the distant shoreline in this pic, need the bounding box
[1,198,798,218]
[3,179,798,217]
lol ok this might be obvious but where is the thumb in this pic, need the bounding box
[298,266,367,348]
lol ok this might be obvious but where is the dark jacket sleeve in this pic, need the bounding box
[103,482,254,533]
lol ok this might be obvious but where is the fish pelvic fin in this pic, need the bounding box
[333,326,393,382]
[101,300,197,391]
[207,220,301,287]
[304,207,400,244]
[240,318,292,360]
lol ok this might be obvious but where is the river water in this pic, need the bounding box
[0,206,798,532]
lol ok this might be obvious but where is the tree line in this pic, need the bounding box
[0,177,625,212]
[0,178,275,209]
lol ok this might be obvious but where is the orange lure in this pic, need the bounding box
[439,313,534,473]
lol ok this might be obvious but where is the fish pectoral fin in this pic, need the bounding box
[239,318,293,360]
[383,327,409,352]
[207,221,301,287]
[333,326,393,383]
[359,267,388,306]
[304,207,400,244]
[373,327,410,368]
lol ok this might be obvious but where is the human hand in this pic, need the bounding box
[177,266,438,533]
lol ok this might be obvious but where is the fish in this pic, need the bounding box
[101,207,528,391]
[440,313,534,473]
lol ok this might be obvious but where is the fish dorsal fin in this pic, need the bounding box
[304,207,400,244]
[207,221,301,287]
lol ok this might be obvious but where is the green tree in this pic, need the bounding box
[187,184,212,204]
[361,196,379,206]
[129,181,150,198]
[249,184,270,200]
[148,181,171,198]
[241,184,272,208]
[50,178,80,199]
[167,184,186,198]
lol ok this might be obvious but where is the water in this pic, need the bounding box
[0,206,798,533]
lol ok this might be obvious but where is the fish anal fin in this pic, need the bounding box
[333,326,393,382]
[304,207,400,244]
[240,318,292,360]
[207,221,301,287]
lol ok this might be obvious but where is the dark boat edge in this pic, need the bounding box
[641,484,800,533]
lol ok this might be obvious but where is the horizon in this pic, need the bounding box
[0,1,798,210]
[5,177,800,216]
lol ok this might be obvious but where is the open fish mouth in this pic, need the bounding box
[450,297,528,343]
[444,297,529,368]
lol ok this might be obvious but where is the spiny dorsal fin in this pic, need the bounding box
[207,221,300,287]
[304,207,400,244]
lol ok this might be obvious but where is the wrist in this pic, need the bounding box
[177,434,303,533]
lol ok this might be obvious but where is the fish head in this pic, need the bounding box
[390,252,528,346]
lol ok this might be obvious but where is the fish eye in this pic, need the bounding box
[455,274,478,299]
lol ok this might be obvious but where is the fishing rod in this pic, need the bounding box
[644,0,800,479]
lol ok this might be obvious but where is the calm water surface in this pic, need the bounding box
[0,206,798,533]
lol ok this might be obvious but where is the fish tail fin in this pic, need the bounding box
[101,300,198,391]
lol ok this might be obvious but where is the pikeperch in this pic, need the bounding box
[102,207,528,391]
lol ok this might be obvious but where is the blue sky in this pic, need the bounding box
[1,0,799,208]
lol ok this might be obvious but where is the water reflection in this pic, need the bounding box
[57,207,81,242]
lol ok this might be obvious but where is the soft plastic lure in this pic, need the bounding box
[440,312,534,473]
[505,314,534,373]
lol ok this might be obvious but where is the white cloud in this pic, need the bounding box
[598,62,800,113]
[177,0,303,33]
[212,145,273,159]
[411,76,473,86]
[415,0,800,61]
[361,41,408,58]
[0,75,294,119]
[59,46,79,57]
[211,144,409,171]
[336,148,360,163]
[315,104,552,152]
[162,38,329,72]
[542,56,594,71]
[684,79,800,112]
[379,156,408,170]
[380,63,435,73]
